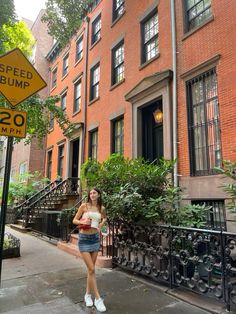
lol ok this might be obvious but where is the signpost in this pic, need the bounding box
[0,48,47,285]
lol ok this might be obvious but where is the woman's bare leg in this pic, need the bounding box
[81,251,100,299]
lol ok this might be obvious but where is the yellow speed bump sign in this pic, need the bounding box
[0,107,27,138]
[0,48,47,107]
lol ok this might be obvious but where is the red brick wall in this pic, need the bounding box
[176,0,236,175]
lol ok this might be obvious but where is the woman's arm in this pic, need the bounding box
[99,206,107,229]
[72,203,87,225]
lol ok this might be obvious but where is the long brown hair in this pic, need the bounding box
[87,187,102,213]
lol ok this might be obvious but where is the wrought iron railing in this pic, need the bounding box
[20,178,80,228]
[111,221,236,312]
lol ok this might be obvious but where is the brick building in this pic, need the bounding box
[46,0,236,230]
[10,10,54,179]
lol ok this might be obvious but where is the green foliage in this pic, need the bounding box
[0,0,16,27]
[0,21,35,56]
[2,171,49,205]
[42,0,93,47]
[81,154,208,227]
[215,160,236,213]
[3,238,14,250]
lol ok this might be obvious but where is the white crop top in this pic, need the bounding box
[83,211,101,229]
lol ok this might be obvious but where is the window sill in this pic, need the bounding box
[88,96,100,106]
[50,85,57,92]
[61,72,69,81]
[72,109,81,117]
[74,57,83,67]
[182,16,214,41]
[90,37,101,50]
[110,78,125,91]
[111,10,126,28]
[139,53,160,70]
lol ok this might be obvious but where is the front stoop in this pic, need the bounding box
[57,238,112,268]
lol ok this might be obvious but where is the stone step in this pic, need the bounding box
[57,241,112,268]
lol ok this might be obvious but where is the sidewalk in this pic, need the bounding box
[0,227,228,313]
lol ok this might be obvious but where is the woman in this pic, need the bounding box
[73,187,107,312]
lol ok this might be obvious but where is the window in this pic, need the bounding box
[185,0,212,32]
[75,36,83,62]
[192,200,226,230]
[51,67,57,89]
[47,150,52,180]
[74,80,81,113]
[90,63,100,101]
[112,117,124,154]
[186,68,222,176]
[91,14,101,45]
[61,91,67,110]
[19,162,27,175]
[113,0,125,21]
[112,40,124,85]
[89,129,98,160]
[141,11,159,64]
[62,54,69,77]
[49,111,54,129]
[57,145,64,178]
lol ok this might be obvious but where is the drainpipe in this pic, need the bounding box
[170,0,178,187]
[82,16,90,164]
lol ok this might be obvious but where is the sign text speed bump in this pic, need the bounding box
[0,48,47,107]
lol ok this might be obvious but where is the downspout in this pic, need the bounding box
[82,16,90,164]
[170,0,178,187]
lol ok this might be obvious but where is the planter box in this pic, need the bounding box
[3,233,21,259]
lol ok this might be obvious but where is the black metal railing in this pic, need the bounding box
[111,221,236,312]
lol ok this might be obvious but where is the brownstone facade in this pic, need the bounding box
[46,0,236,230]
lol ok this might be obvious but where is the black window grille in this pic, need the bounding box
[141,11,159,64]
[112,40,124,85]
[112,117,124,154]
[62,54,69,77]
[186,68,222,176]
[75,36,83,62]
[185,0,212,31]
[91,14,101,45]
[192,200,226,231]
[90,63,100,101]
[89,129,98,160]
[113,0,125,21]
[57,145,64,178]
[74,80,81,113]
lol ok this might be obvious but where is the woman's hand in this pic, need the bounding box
[79,217,91,225]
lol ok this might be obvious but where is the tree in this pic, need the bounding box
[42,0,93,47]
[0,0,16,27]
[0,21,35,56]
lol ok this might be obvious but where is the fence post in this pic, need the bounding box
[221,231,230,312]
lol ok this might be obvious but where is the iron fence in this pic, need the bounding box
[111,221,236,311]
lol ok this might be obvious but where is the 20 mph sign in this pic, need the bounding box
[0,48,47,107]
[0,107,27,138]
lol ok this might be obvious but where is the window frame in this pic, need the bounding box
[75,36,83,62]
[51,67,57,89]
[47,150,52,180]
[112,0,125,22]
[62,53,69,77]
[184,0,212,32]
[186,68,222,176]
[90,63,100,101]
[57,144,64,178]
[91,14,101,45]
[89,128,98,160]
[111,116,124,154]
[140,9,159,65]
[60,91,67,111]
[73,79,82,113]
[111,40,125,86]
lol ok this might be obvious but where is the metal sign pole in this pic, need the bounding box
[0,136,14,286]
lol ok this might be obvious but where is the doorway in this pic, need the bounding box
[142,101,163,163]
[71,138,80,178]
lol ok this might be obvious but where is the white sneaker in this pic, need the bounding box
[84,294,93,307]
[94,298,106,312]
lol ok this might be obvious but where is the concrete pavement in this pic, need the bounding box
[0,227,227,313]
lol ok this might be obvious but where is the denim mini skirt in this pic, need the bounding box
[78,232,100,252]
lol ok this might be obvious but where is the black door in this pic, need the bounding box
[142,102,163,163]
[71,139,80,177]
